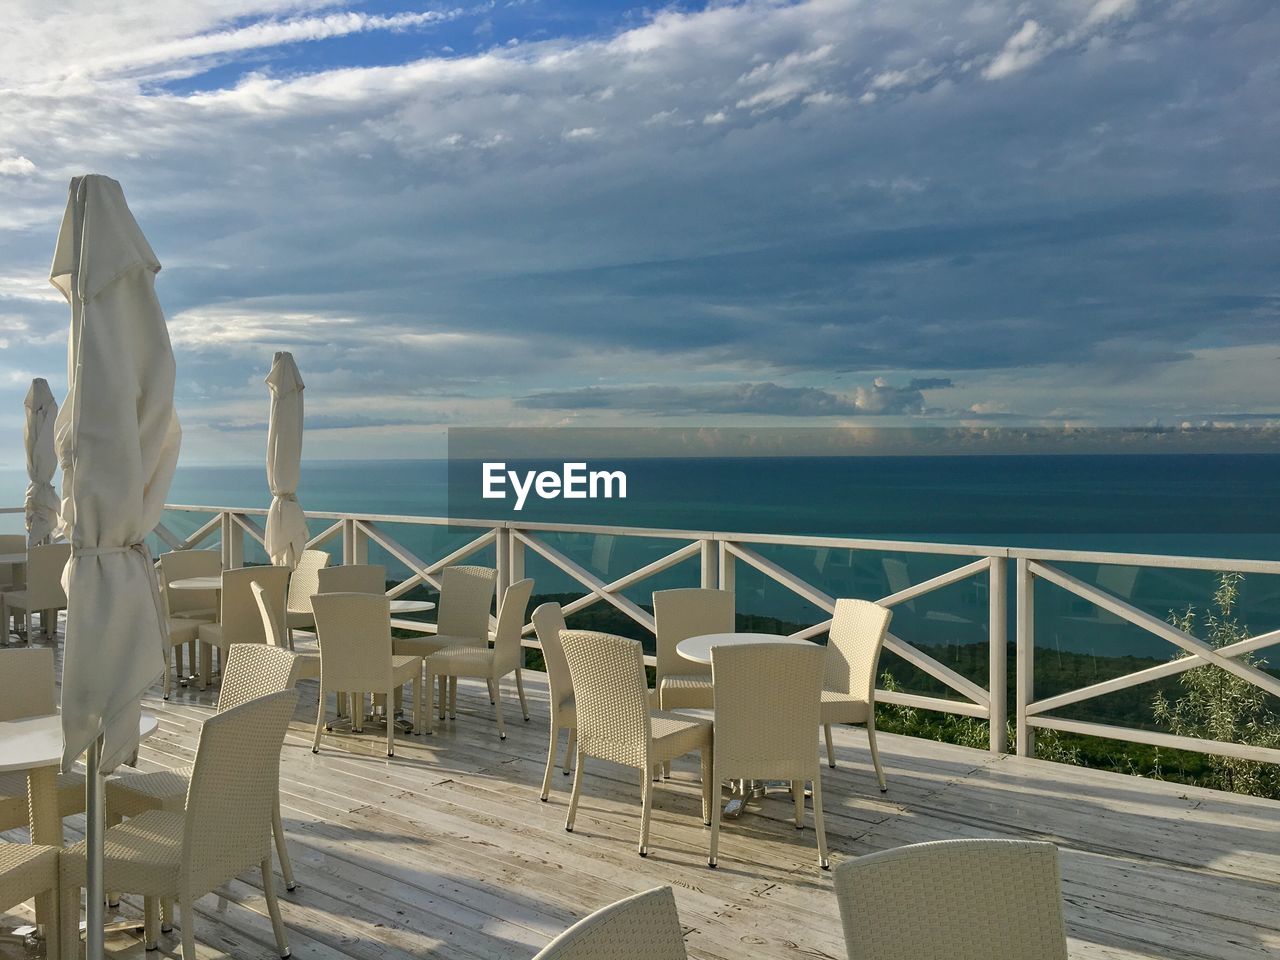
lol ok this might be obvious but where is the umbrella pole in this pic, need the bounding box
[85,734,106,960]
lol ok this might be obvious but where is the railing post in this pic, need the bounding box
[718,539,735,595]
[987,556,1008,753]
[700,539,718,589]
[223,512,244,569]
[496,525,512,596]
[509,527,525,585]
[1015,556,1035,757]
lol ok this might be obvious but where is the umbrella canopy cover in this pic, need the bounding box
[51,175,181,772]
[264,350,306,567]
[23,378,59,547]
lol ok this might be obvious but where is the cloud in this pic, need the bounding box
[519,379,933,417]
[985,20,1052,80]
[0,156,36,177]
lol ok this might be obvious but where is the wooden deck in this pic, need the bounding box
[3,647,1278,960]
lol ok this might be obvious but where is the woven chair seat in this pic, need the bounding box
[649,710,713,763]
[394,632,485,657]
[821,691,870,724]
[659,674,714,710]
[0,770,86,830]
[63,810,186,894]
[196,621,225,649]
[168,618,201,644]
[107,768,193,818]
[172,608,216,622]
[423,644,492,676]
[0,842,58,912]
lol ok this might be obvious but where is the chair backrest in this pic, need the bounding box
[316,564,386,595]
[220,566,290,643]
[158,549,221,618]
[560,631,651,768]
[881,558,914,611]
[0,647,55,720]
[831,839,1069,960]
[712,642,823,781]
[532,886,687,960]
[494,578,535,674]
[312,592,394,690]
[531,603,571,712]
[825,599,892,700]
[183,689,299,893]
[286,549,330,614]
[252,581,288,649]
[436,565,496,637]
[0,534,26,588]
[217,643,300,712]
[23,542,70,608]
[652,588,734,682]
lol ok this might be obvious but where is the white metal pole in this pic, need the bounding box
[85,734,106,960]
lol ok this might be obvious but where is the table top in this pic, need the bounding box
[0,712,160,772]
[389,599,435,614]
[168,575,222,591]
[676,632,814,665]
[0,552,28,565]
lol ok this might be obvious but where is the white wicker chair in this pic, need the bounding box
[831,839,1069,960]
[532,886,687,960]
[423,578,534,739]
[0,542,69,642]
[158,550,222,699]
[0,533,26,592]
[315,563,386,594]
[0,648,84,830]
[394,564,497,709]
[532,602,576,799]
[822,599,892,789]
[106,643,303,906]
[61,689,300,960]
[561,631,713,857]
[285,549,329,642]
[709,642,828,870]
[256,581,319,682]
[196,565,290,689]
[652,588,733,711]
[0,843,62,960]
[312,592,422,757]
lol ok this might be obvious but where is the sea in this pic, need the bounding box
[5,454,1280,664]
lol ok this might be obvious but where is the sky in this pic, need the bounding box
[0,0,1277,465]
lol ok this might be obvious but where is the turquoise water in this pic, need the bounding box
[6,456,1280,663]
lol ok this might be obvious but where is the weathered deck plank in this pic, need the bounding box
[2,646,1277,960]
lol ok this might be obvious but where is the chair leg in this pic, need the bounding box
[412,674,422,735]
[565,752,585,831]
[272,796,297,891]
[199,641,211,691]
[450,676,459,718]
[639,766,654,857]
[792,779,804,829]
[386,686,396,757]
[515,668,529,721]
[179,893,197,960]
[58,874,79,960]
[145,895,160,949]
[824,722,836,768]
[437,675,447,721]
[867,718,887,792]
[541,725,559,801]
[562,729,576,775]
[163,646,172,701]
[261,860,291,958]
[312,685,325,753]
[486,676,495,704]
[699,747,712,825]
[493,676,506,740]
[811,773,830,870]
[708,759,722,868]
[162,897,174,932]
[175,643,185,682]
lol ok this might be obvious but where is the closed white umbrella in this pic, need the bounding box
[23,378,59,546]
[264,350,306,567]
[51,175,180,960]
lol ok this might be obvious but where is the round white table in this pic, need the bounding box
[676,631,814,664]
[0,712,159,938]
[676,632,817,818]
[389,599,435,614]
[167,575,222,592]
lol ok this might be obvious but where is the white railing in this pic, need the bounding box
[152,504,1280,767]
